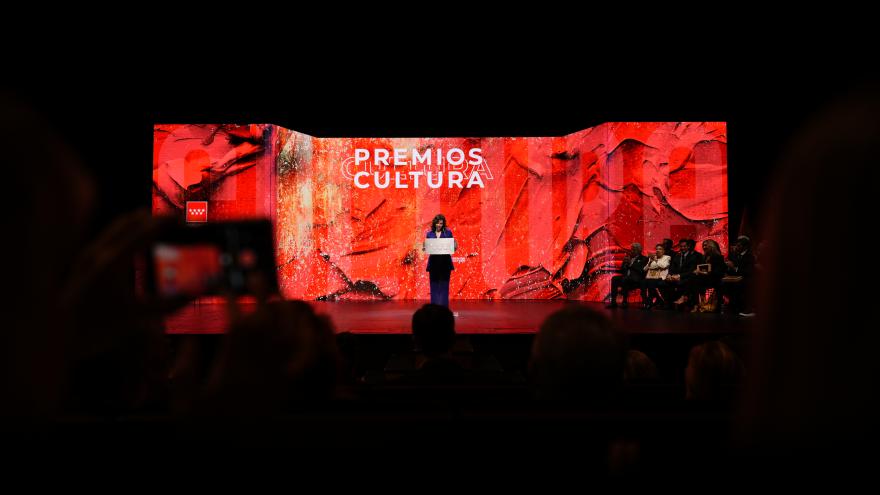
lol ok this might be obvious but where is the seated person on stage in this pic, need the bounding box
[665,238,705,309]
[607,242,648,308]
[686,239,726,312]
[640,244,671,310]
[724,235,756,316]
[727,235,755,278]
[662,238,676,258]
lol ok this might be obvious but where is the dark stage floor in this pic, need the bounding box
[164,300,749,335]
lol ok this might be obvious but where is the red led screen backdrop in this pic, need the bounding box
[153,122,728,302]
[153,124,275,221]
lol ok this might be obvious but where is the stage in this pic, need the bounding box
[164,300,750,336]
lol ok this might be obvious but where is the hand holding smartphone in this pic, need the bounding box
[145,219,277,300]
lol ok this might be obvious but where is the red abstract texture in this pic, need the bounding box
[152,122,728,302]
[152,124,275,220]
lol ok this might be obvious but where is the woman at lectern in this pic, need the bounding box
[424,214,456,306]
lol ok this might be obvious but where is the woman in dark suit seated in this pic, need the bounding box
[690,239,726,312]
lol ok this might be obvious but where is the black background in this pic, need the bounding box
[6,44,874,241]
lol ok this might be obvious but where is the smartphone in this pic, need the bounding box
[145,220,277,299]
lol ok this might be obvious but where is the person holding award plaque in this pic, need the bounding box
[423,214,456,306]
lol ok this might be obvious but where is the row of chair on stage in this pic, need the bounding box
[606,236,756,316]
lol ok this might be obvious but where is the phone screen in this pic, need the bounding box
[146,220,276,299]
[153,243,224,297]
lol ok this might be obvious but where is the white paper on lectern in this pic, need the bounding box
[425,238,454,255]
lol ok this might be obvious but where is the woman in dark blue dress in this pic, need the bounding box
[424,214,456,306]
